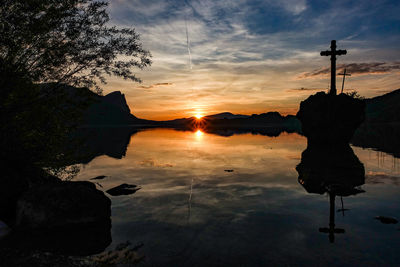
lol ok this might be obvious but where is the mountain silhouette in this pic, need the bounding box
[205,112,250,120]
[36,84,400,157]
[84,91,141,126]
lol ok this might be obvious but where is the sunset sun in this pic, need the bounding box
[195,114,203,119]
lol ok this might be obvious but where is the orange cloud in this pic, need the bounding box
[298,62,400,79]
[137,82,173,89]
[286,87,323,92]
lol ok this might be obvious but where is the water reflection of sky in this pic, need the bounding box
[76,129,400,266]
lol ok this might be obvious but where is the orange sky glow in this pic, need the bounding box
[101,1,400,121]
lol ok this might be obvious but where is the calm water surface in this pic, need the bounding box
[76,128,400,266]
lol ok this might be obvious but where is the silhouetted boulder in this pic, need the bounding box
[297,92,365,145]
[1,177,112,257]
[16,181,111,229]
[106,183,140,196]
[90,175,107,180]
[0,165,60,223]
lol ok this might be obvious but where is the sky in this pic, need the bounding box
[102,0,400,120]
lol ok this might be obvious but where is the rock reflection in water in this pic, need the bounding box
[65,127,140,165]
[296,144,365,243]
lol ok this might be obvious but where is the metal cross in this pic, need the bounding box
[338,68,351,94]
[320,40,347,95]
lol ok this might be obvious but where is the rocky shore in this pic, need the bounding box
[0,164,112,264]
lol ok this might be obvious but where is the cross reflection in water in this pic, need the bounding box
[296,144,365,243]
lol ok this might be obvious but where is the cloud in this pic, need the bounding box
[298,62,400,79]
[104,0,400,120]
[137,82,174,89]
[286,87,322,92]
[274,0,307,15]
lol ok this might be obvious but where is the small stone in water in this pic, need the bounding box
[375,216,398,224]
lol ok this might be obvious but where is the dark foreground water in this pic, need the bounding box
[75,128,400,266]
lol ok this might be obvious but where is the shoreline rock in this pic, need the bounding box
[106,183,140,196]
[16,181,111,229]
[297,92,365,145]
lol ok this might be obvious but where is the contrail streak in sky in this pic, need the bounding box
[185,19,192,70]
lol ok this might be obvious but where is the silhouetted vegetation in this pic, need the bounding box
[0,0,151,176]
[344,90,365,100]
[0,1,150,263]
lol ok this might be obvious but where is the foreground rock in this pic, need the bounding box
[0,181,113,256]
[2,218,111,256]
[16,181,111,229]
[106,183,140,196]
[297,92,365,145]
[0,166,59,223]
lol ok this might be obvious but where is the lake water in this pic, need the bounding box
[75,128,400,266]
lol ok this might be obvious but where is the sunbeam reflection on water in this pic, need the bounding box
[74,128,400,266]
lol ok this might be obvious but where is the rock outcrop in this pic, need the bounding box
[0,166,59,223]
[84,91,140,125]
[297,92,365,145]
[106,183,140,196]
[16,181,111,229]
[1,175,112,256]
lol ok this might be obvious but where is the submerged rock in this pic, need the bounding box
[297,92,365,145]
[16,181,111,229]
[375,216,398,224]
[90,175,107,180]
[106,183,140,196]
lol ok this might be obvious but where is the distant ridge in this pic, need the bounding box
[205,112,250,120]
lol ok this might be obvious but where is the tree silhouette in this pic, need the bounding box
[0,0,151,177]
[0,0,151,94]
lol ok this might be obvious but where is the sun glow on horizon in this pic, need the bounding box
[194,114,203,119]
